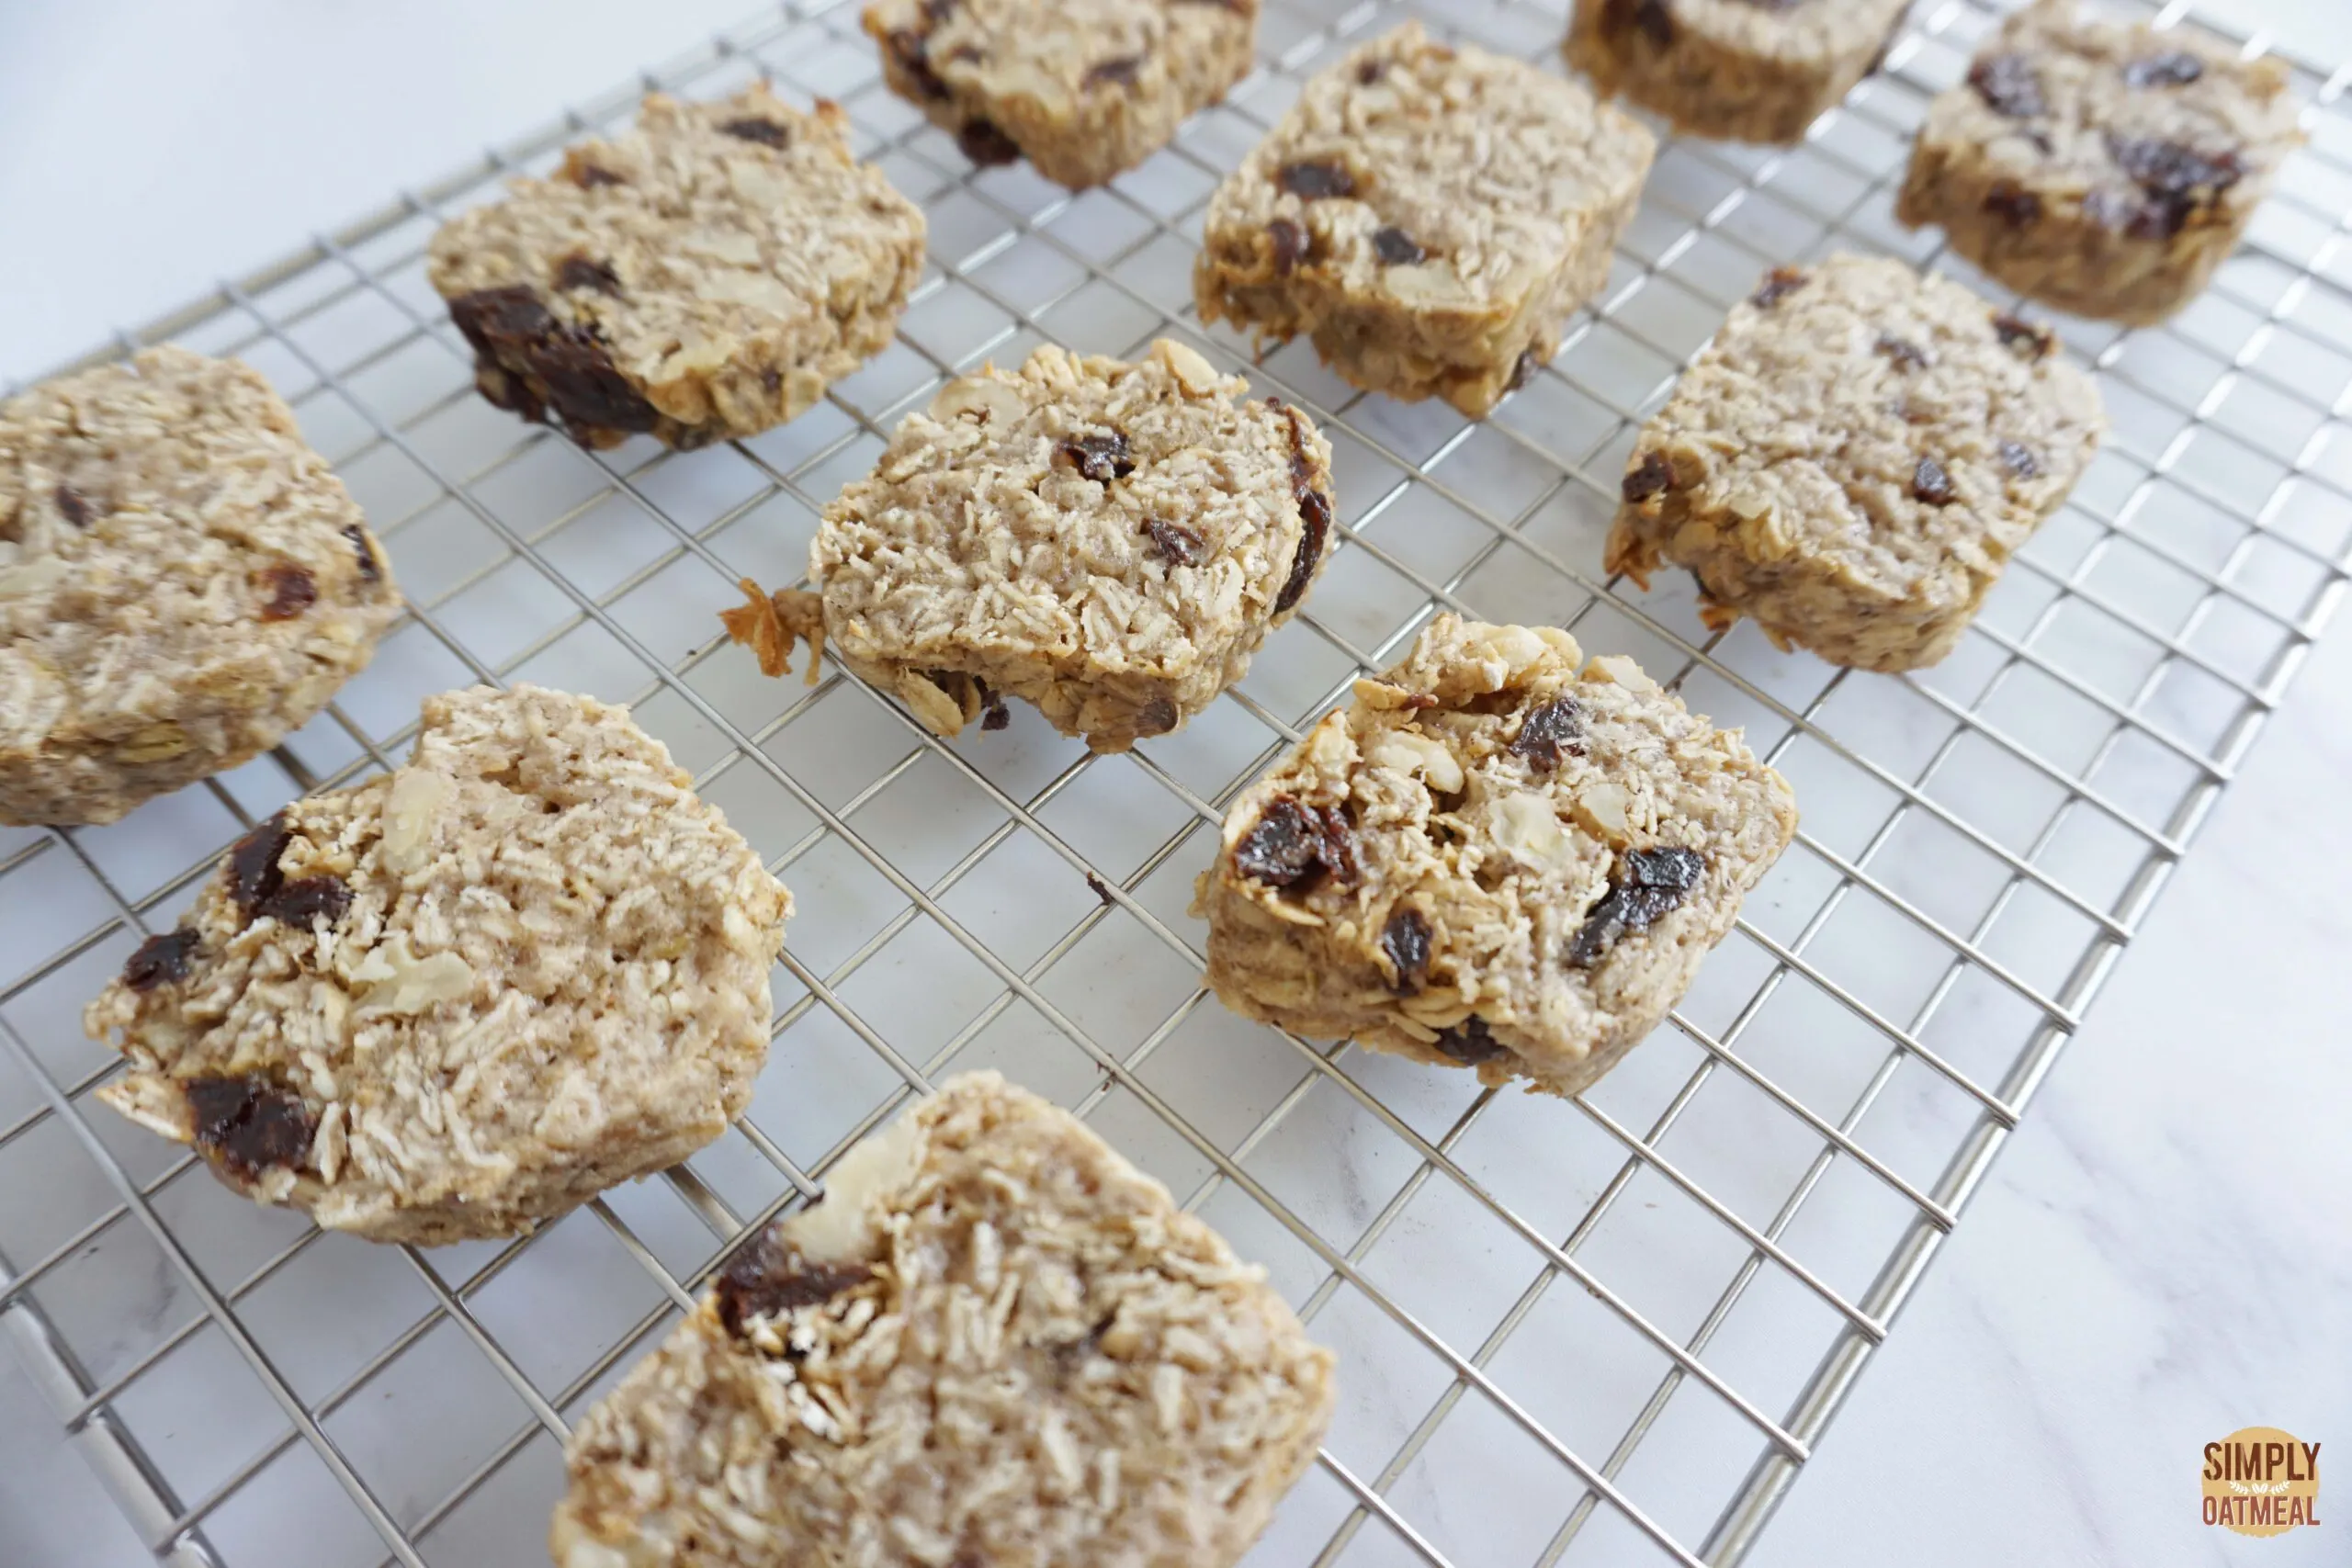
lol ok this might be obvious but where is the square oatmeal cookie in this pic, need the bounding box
[865,0,1257,188]
[1566,0,1910,146]
[1,348,400,827]
[803,339,1334,752]
[551,1071,1335,1568]
[1194,23,1656,418]
[1197,616,1794,1098]
[85,685,790,1245]
[427,86,925,449]
[1896,0,2301,324]
[1604,254,2105,671]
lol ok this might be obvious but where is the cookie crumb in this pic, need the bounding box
[721,579,828,684]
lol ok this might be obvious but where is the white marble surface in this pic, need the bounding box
[1,4,2346,1567]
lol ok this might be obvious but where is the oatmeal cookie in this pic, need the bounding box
[1196,615,1794,1098]
[427,86,926,449]
[865,0,1257,188]
[1566,0,1910,146]
[804,338,1334,752]
[1603,254,2105,671]
[85,685,790,1246]
[551,1070,1333,1568]
[0,348,400,827]
[1896,0,2301,323]
[1194,23,1655,417]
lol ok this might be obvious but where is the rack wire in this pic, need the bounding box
[4,0,2347,1562]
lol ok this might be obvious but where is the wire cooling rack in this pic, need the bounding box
[5,1,2347,1564]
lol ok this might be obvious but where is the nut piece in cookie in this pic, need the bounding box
[1566,0,1911,146]
[426,85,927,449]
[802,339,1335,752]
[85,685,791,1245]
[1194,23,1655,417]
[551,1071,1335,1568]
[0,347,401,827]
[1603,254,2105,671]
[1196,616,1795,1096]
[863,0,1259,189]
[1895,0,2301,323]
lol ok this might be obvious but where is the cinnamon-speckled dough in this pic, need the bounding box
[551,1071,1334,1568]
[806,339,1334,752]
[1896,0,2301,324]
[865,0,1257,188]
[1195,24,1655,417]
[0,348,400,827]
[1196,616,1794,1097]
[1566,0,1909,146]
[85,685,789,1245]
[1605,254,2104,671]
[427,87,925,448]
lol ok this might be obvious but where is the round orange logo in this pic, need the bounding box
[2203,1427,2322,1537]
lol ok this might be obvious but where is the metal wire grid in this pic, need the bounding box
[3,0,2347,1562]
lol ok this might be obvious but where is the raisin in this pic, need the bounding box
[1566,847,1704,968]
[227,813,294,915]
[447,285,661,440]
[555,254,622,297]
[570,163,624,188]
[1874,334,1930,370]
[1136,694,1180,736]
[1234,796,1354,889]
[2098,131,2245,241]
[1141,517,1204,567]
[1057,432,1135,483]
[259,875,351,930]
[957,118,1023,166]
[1991,313,2053,360]
[1268,218,1309,276]
[1507,348,1541,392]
[186,1076,315,1182]
[1275,408,1330,615]
[1381,906,1431,992]
[980,694,1012,731]
[888,28,951,100]
[1749,266,1807,308]
[1913,456,1956,506]
[1432,1017,1507,1066]
[257,563,316,621]
[1372,226,1426,265]
[1086,55,1145,87]
[345,524,383,584]
[1622,450,1674,502]
[718,117,791,147]
[1278,161,1355,200]
[1999,440,2039,479]
[2125,51,2203,88]
[1983,183,2042,229]
[713,1229,873,1340]
[2121,194,2194,239]
[1509,697,1585,772]
[1357,59,1387,85]
[2107,133,2243,201]
[1602,0,1675,49]
[55,484,94,527]
[122,930,200,990]
[1086,873,1116,907]
[1967,52,2045,118]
